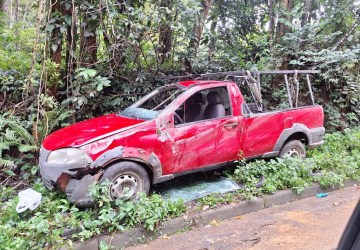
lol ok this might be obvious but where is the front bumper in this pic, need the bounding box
[39,146,96,206]
[39,146,91,190]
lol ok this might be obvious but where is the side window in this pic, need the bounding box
[174,86,232,125]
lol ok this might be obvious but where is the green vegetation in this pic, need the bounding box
[197,192,240,208]
[0,128,359,249]
[195,128,360,208]
[1,0,360,248]
[228,128,360,196]
[1,0,360,186]
[0,181,186,249]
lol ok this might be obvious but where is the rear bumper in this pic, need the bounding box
[308,127,325,149]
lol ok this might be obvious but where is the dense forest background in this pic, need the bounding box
[1,0,360,185]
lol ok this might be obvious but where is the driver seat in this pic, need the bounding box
[204,92,226,119]
[184,92,204,122]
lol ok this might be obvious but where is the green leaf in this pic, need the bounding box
[96,84,103,91]
[31,166,38,176]
[5,169,15,176]
[84,30,92,37]
[64,2,71,10]
[0,158,14,168]
[64,15,72,26]
[47,24,55,32]
[18,145,38,152]
[48,18,57,24]
[25,153,35,159]
[21,165,31,171]
[87,69,97,77]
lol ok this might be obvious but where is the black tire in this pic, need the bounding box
[99,161,150,200]
[279,140,306,159]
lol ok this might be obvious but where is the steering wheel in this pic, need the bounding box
[174,112,183,124]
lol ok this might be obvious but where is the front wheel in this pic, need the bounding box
[99,161,150,200]
[279,140,306,159]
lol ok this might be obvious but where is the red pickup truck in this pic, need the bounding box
[39,70,325,206]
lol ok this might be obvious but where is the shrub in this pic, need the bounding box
[229,127,360,195]
[0,181,186,249]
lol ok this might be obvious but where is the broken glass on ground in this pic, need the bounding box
[154,177,241,203]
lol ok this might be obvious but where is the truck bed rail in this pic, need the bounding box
[167,70,320,110]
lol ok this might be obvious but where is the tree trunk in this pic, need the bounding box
[64,1,76,84]
[309,0,317,21]
[207,19,217,60]
[80,19,98,67]
[301,0,313,27]
[275,0,293,44]
[79,5,98,67]
[49,0,63,97]
[158,0,173,66]
[299,0,314,49]
[14,0,18,22]
[184,0,213,73]
[268,0,275,48]
[0,0,5,12]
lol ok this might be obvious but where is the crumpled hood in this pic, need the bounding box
[42,114,145,150]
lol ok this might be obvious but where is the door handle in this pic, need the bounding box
[224,122,238,128]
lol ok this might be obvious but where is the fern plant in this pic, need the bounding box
[34,105,72,145]
[0,115,37,178]
[0,105,71,182]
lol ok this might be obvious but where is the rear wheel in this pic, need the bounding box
[99,161,150,200]
[279,140,306,159]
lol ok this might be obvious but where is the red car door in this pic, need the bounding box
[170,120,221,173]
[211,116,242,163]
[242,112,285,157]
[164,85,242,173]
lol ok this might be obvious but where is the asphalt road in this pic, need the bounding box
[128,185,360,250]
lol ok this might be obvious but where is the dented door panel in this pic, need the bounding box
[170,120,221,173]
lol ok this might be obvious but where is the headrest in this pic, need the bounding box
[207,91,223,104]
[188,92,203,104]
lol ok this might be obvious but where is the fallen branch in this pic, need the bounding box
[332,21,359,51]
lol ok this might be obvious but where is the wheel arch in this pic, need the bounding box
[273,124,311,152]
[91,146,163,184]
[101,157,155,184]
[283,132,309,145]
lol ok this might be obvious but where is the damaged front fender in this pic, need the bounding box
[89,145,166,184]
[39,147,93,190]
[40,143,168,205]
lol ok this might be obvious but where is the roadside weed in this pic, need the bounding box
[1,128,359,248]
[228,127,360,196]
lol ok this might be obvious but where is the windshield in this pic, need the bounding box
[121,84,185,120]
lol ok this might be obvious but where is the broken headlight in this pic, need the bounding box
[46,148,92,165]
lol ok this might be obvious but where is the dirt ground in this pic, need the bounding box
[128,186,360,250]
